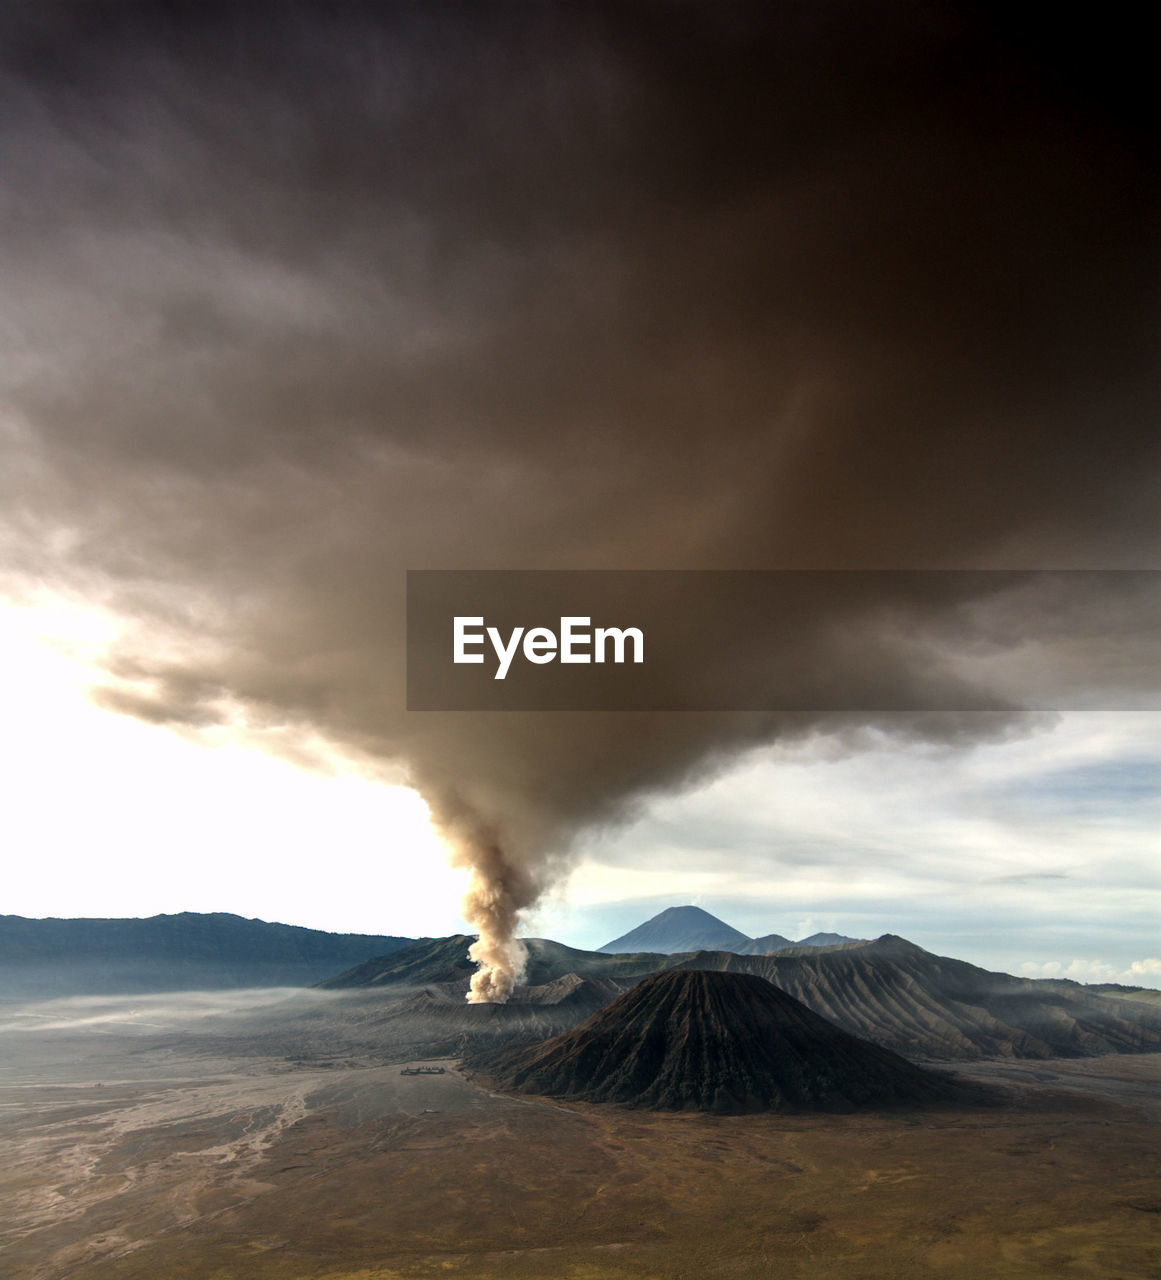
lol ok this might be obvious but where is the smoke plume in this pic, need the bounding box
[0,3,1156,999]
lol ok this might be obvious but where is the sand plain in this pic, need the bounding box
[1,989,1158,1280]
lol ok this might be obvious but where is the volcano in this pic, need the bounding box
[469,969,954,1113]
[598,905,752,954]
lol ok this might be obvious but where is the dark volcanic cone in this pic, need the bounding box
[468,969,954,1113]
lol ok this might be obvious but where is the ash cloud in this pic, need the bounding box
[0,3,1156,999]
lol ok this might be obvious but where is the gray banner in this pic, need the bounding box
[406,570,1160,712]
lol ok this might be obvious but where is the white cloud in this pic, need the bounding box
[0,601,469,937]
[565,711,1160,970]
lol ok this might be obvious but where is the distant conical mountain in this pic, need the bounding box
[597,906,859,955]
[598,906,751,955]
[470,969,955,1113]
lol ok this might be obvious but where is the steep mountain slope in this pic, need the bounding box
[0,913,412,996]
[679,937,1161,1059]
[320,935,668,991]
[321,935,480,989]
[470,969,955,1112]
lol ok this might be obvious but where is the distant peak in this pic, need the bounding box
[868,934,923,952]
[598,905,751,955]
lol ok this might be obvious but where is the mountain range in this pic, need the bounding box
[325,931,1161,1062]
[597,905,859,954]
[0,913,412,996]
[0,906,852,999]
[5,908,1161,1068]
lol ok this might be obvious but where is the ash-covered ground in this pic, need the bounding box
[2,987,1160,1280]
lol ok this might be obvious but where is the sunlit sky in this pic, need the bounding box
[4,598,1157,987]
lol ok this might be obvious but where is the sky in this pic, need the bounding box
[3,596,1157,986]
[0,3,1157,987]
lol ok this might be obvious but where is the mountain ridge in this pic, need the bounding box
[328,931,1161,1061]
[672,935,1161,1059]
[598,905,860,955]
[0,912,413,996]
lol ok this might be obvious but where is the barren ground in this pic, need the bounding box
[1,990,1158,1279]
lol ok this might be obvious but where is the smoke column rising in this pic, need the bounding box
[454,838,538,1003]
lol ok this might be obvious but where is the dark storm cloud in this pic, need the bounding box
[0,2,1156,996]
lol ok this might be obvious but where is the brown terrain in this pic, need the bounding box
[468,969,956,1111]
[1,986,1158,1280]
